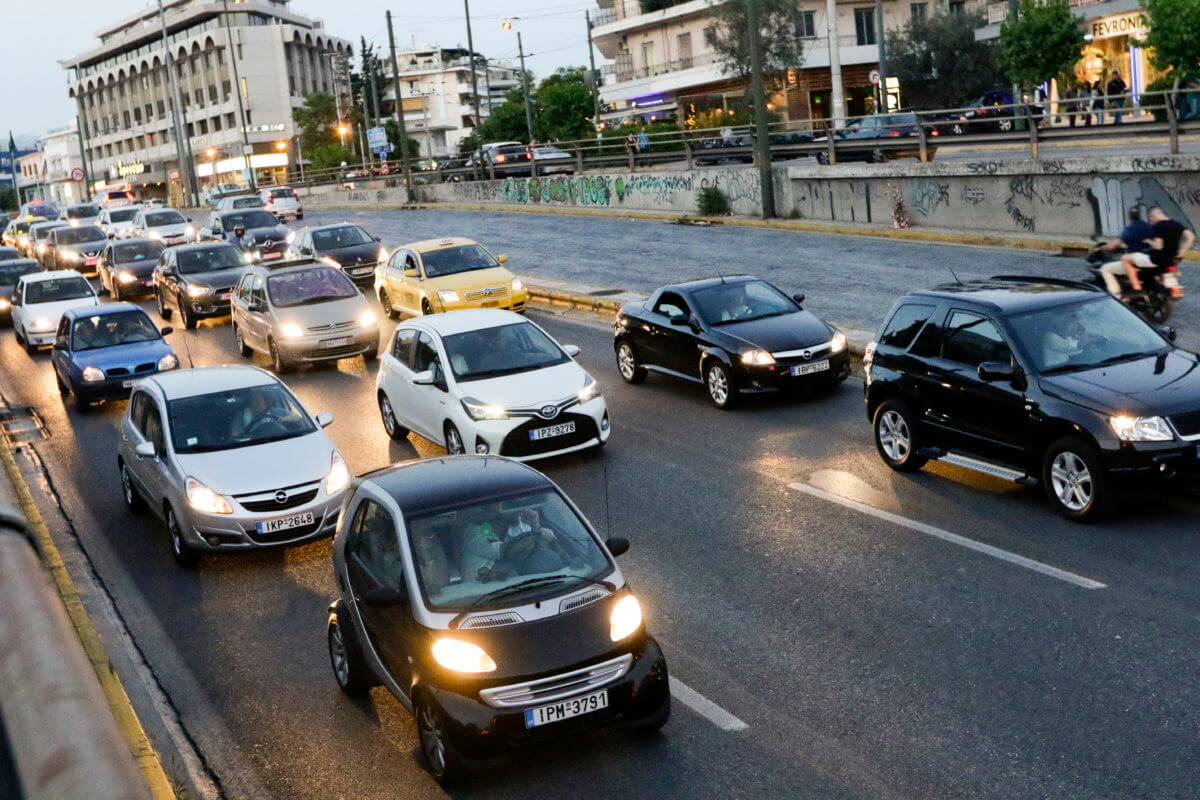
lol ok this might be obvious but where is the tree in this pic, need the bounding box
[474,86,534,143]
[533,68,595,141]
[998,0,1083,90]
[711,0,808,89]
[309,143,355,171]
[382,120,421,160]
[292,92,340,155]
[1140,0,1200,86]
[886,9,1004,108]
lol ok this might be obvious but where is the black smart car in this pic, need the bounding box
[153,242,248,329]
[287,223,383,285]
[864,277,1200,521]
[326,456,669,785]
[614,276,850,408]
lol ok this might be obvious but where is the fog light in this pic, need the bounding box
[600,413,610,431]
[205,535,220,547]
[475,441,490,454]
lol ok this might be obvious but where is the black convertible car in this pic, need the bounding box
[613,276,849,408]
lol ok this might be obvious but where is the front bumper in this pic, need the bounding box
[426,634,669,762]
[1101,438,1200,486]
[179,491,344,552]
[75,371,164,402]
[437,289,529,315]
[339,262,377,284]
[114,273,157,295]
[737,349,851,392]
[24,328,58,347]
[185,294,233,318]
[277,328,379,363]
[470,398,610,461]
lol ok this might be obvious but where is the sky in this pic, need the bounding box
[0,0,600,145]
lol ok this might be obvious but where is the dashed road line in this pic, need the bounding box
[669,677,749,732]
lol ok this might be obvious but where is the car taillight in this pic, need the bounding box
[888,130,901,137]
[930,129,939,136]
[495,154,506,163]
[1166,264,1177,271]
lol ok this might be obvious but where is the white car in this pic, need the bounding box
[11,270,99,353]
[59,203,101,229]
[376,308,609,460]
[98,206,140,239]
[260,186,303,220]
[132,208,194,246]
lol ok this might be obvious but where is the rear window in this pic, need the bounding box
[879,303,935,349]
[66,205,100,219]
[145,211,185,226]
[55,226,106,245]
[108,208,138,222]
[268,188,295,199]
[113,241,164,262]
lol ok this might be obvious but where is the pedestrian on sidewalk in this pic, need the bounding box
[1107,71,1127,124]
[1092,80,1106,125]
[624,132,637,158]
[1064,84,1078,127]
[637,130,649,153]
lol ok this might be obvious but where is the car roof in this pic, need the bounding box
[148,365,277,399]
[363,456,553,517]
[170,241,237,255]
[0,258,38,267]
[406,308,525,336]
[404,236,480,252]
[246,257,323,274]
[307,223,363,232]
[216,208,272,219]
[21,269,87,283]
[110,237,160,247]
[30,220,67,231]
[64,301,145,320]
[904,278,1104,313]
[663,274,758,294]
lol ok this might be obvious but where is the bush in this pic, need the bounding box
[1146,74,1177,123]
[697,186,730,216]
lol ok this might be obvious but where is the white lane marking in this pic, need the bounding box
[669,677,748,731]
[788,482,1107,590]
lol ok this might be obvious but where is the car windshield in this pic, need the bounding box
[313,226,373,249]
[11,221,32,234]
[146,211,185,227]
[421,244,498,277]
[406,488,613,611]
[66,206,100,219]
[108,207,138,222]
[177,246,245,275]
[33,225,64,241]
[442,321,568,381]
[0,247,20,260]
[691,280,798,324]
[168,383,316,454]
[268,267,358,308]
[55,226,106,245]
[229,197,262,209]
[221,210,277,229]
[0,262,39,284]
[114,241,164,262]
[1008,296,1171,374]
[71,310,160,351]
[25,277,93,304]
[27,204,58,218]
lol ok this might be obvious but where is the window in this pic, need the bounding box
[941,311,1011,368]
[910,3,927,21]
[392,328,416,362]
[143,404,165,454]
[641,41,656,73]
[347,500,403,589]
[130,392,151,437]
[880,303,935,349]
[801,11,816,37]
[413,332,442,379]
[854,8,877,46]
[652,291,689,319]
[703,26,717,47]
[677,32,693,68]
[949,1,965,15]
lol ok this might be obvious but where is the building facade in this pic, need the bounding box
[40,126,88,207]
[61,0,351,203]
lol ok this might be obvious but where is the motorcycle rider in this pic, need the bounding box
[226,223,251,251]
[1120,207,1194,294]
[1095,206,1152,295]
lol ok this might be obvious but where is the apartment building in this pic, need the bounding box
[60,0,351,201]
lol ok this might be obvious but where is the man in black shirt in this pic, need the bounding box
[1121,207,1195,291]
[1107,71,1127,124]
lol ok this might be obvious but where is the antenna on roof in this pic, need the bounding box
[947,264,962,284]
[715,265,727,283]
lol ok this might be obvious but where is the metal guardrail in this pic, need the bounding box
[284,89,1197,189]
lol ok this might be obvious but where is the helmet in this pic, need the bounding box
[234,224,246,235]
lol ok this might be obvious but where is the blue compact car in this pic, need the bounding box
[51,303,178,409]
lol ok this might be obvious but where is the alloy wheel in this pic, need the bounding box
[121,466,135,507]
[379,394,397,437]
[328,625,351,687]
[706,365,729,406]
[418,703,447,777]
[445,425,465,455]
[1050,451,1092,512]
[878,410,910,462]
[617,343,636,380]
[169,511,183,557]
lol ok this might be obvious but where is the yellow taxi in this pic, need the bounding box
[374,236,529,317]
[4,217,46,254]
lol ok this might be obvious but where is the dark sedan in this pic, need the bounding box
[154,242,248,329]
[815,112,938,164]
[613,276,850,408]
[287,224,384,285]
[0,258,41,324]
[44,224,108,273]
[98,238,165,300]
[198,209,290,262]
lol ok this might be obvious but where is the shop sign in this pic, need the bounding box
[1091,12,1148,40]
[112,160,146,178]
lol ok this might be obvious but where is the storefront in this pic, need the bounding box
[195,152,289,190]
[1076,8,1159,97]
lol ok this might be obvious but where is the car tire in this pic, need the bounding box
[870,148,886,163]
[704,360,737,409]
[166,506,199,568]
[156,288,173,321]
[378,391,408,439]
[615,340,647,384]
[56,374,69,403]
[1042,436,1112,522]
[98,270,110,296]
[998,118,1014,132]
[816,152,829,166]
[180,301,197,331]
[119,460,145,514]
[327,613,373,696]
[20,328,35,355]
[234,324,251,358]
[444,422,465,455]
[873,399,928,472]
[416,695,466,787]
[421,299,434,316]
[269,338,291,374]
[379,288,399,320]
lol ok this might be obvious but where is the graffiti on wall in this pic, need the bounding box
[1087,176,1198,236]
[910,180,950,217]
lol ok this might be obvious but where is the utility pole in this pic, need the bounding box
[586,11,601,125]
[360,39,375,169]
[222,0,255,191]
[464,0,483,128]
[157,0,195,207]
[825,0,846,129]
[386,10,415,201]
[874,0,888,112]
[745,0,775,218]
[1007,0,1024,130]
[517,32,535,141]
[73,115,91,201]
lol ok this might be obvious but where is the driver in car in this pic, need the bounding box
[1042,313,1099,368]
[231,388,287,438]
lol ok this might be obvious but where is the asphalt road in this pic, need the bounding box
[2,268,1198,799]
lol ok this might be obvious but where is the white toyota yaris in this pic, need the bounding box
[376,309,609,460]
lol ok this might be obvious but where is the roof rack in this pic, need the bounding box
[987,275,1101,291]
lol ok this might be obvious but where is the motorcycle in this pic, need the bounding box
[1084,244,1183,324]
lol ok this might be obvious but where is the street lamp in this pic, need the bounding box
[337,124,349,146]
[502,18,535,142]
[206,147,218,188]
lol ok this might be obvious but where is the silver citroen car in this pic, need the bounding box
[116,365,350,566]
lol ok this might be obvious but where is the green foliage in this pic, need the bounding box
[886,9,1003,108]
[292,92,341,155]
[381,120,421,160]
[309,144,355,171]
[1145,74,1178,121]
[712,0,809,88]
[1141,0,1200,82]
[0,186,16,211]
[697,186,730,216]
[474,85,535,143]
[474,68,596,145]
[998,0,1083,89]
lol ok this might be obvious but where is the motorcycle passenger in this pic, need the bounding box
[1120,207,1195,293]
[1096,207,1153,296]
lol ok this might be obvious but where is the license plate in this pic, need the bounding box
[791,361,831,377]
[321,336,352,348]
[85,258,99,266]
[263,252,282,260]
[122,379,137,388]
[530,421,575,441]
[255,511,314,534]
[482,300,500,307]
[218,292,232,301]
[1164,274,1180,289]
[524,689,607,728]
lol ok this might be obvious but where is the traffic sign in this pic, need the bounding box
[869,69,881,86]
[374,143,393,156]
[366,126,388,150]
[70,167,84,181]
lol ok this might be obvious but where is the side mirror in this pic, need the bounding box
[159,326,173,336]
[249,300,266,313]
[792,293,806,305]
[362,586,407,607]
[668,312,688,326]
[52,340,67,350]
[315,411,334,428]
[134,441,156,459]
[497,254,508,264]
[606,536,630,557]
[372,236,381,242]
[403,268,419,278]
[1159,325,1177,343]
[977,361,1016,382]
[411,369,435,386]
[563,344,581,358]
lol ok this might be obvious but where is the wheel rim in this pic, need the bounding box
[168,511,183,556]
[878,410,911,462]
[446,426,464,454]
[418,704,447,776]
[379,395,396,436]
[157,290,165,314]
[707,365,728,405]
[872,148,884,162]
[328,625,350,686]
[271,342,282,371]
[617,344,635,379]
[121,467,134,506]
[1050,451,1093,512]
[235,327,244,352]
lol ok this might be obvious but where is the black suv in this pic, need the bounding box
[864,278,1200,521]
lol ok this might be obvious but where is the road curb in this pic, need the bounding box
[0,438,176,800]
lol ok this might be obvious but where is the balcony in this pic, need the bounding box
[603,51,717,84]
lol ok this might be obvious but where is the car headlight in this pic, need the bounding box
[437,290,460,304]
[184,225,195,238]
[325,451,350,495]
[1109,415,1174,442]
[740,349,775,366]
[62,250,82,262]
[285,231,296,244]
[830,331,847,354]
[511,278,523,292]
[432,638,496,673]
[377,247,388,262]
[81,366,105,382]
[18,236,28,246]
[36,243,46,254]
[157,353,178,371]
[461,396,507,421]
[0,298,10,310]
[186,283,210,297]
[118,270,137,283]
[610,594,643,642]
[577,376,600,404]
[359,310,376,328]
[148,231,164,241]
[185,477,232,514]
[31,317,54,331]
[281,322,304,339]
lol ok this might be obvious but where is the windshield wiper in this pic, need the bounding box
[293,295,346,306]
[449,574,615,629]
[1093,351,1152,367]
[1042,351,1153,375]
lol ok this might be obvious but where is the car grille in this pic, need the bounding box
[772,341,832,361]
[104,362,156,379]
[464,285,509,301]
[458,611,524,630]
[237,488,319,513]
[507,394,579,420]
[558,587,608,614]
[1169,410,1200,438]
[345,263,376,278]
[307,320,356,333]
[479,653,633,709]
[500,412,597,457]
